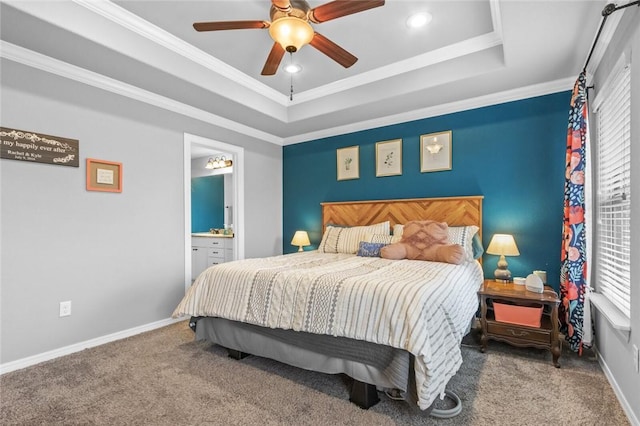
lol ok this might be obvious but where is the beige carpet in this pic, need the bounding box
[0,321,629,425]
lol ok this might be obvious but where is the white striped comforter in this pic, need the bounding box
[173,251,483,409]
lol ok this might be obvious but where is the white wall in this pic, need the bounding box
[0,60,282,364]
[591,7,640,425]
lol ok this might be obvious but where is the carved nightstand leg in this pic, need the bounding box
[479,295,488,353]
[551,340,561,368]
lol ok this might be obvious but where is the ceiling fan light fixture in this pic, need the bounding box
[406,12,432,29]
[269,16,314,52]
[284,63,302,73]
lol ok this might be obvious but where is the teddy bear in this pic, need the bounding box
[380,220,465,264]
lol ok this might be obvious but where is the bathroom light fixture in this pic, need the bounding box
[291,230,311,252]
[486,234,520,282]
[205,156,233,170]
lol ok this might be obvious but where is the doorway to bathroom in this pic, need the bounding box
[183,133,245,293]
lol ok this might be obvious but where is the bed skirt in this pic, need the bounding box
[194,317,421,407]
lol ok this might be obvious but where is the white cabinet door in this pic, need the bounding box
[192,236,234,278]
[191,246,208,280]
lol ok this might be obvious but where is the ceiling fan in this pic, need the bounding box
[193,0,385,76]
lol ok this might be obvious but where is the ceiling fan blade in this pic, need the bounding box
[309,0,385,24]
[310,32,357,68]
[193,21,269,32]
[261,42,286,75]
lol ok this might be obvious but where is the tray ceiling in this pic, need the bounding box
[0,1,608,146]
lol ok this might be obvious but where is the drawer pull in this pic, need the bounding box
[508,329,529,337]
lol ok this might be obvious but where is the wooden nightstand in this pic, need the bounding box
[478,279,562,367]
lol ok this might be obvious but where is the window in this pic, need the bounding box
[592,56,631,319]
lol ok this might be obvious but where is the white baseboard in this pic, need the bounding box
[0,317,185,375]
[594,346,640,426]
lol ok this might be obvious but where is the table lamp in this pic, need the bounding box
[486,234,520,282]
[291,230,311,252]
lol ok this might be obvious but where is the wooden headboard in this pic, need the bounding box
[321,195,483,238]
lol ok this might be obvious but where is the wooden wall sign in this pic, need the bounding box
[0,127,79,167]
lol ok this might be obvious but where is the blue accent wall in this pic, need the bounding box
[283,92,571,291]
[191,175,224,232]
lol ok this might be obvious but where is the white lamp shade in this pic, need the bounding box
[486,234,520,256]
[291,230,311,248]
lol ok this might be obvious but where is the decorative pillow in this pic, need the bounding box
[380,220,465,264]
[356,241,386,257]
[447,225,480,261]
[318,221,390,254]
[471,232,484,259]
[394,223,479,261]
[364,233,400,244]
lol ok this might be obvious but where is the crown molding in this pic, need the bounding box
[283,77,575,145]
[72,0,505,109]
[293,31,504,104]
[282,0,504,104]
[0,41,283,146]
[72,0,288,106]
[1,40,573,148]
[490,0,504,41]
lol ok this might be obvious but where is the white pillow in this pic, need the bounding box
[318,222,390,254]
[447,225,480,261]
[393,223,479,261]
[364,233,400,245]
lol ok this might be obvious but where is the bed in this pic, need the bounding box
[173,196,484,411]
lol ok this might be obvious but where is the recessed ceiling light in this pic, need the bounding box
[406,12,432,29]
[284,63,302,74]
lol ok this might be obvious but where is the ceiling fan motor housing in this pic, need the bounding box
[269,0,311,21]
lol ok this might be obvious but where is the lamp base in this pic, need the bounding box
[494,268,512,283]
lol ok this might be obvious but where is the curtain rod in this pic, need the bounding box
[583,0,640,73]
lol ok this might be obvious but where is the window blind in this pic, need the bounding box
[594,61,631,319]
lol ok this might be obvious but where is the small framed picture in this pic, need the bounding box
[86,158,122,192]
[336,145,359,181]
[420,130,452,173]
[375,139,402,177]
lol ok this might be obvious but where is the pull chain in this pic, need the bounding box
[289,52,294,101]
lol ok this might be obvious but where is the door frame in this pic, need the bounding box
[183,132,245,293]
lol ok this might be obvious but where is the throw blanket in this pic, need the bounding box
[173,252,483,409]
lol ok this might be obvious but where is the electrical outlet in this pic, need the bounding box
[59,301,71,317]
[634,344,639,373]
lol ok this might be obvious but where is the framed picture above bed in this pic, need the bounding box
[420,130,452,173]
[336,145,359,181]
[375,138,402,177]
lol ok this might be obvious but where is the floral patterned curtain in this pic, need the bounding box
[560,72,589,354]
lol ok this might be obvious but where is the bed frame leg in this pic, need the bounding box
[226,348,250,360]
[349,380,379,409]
